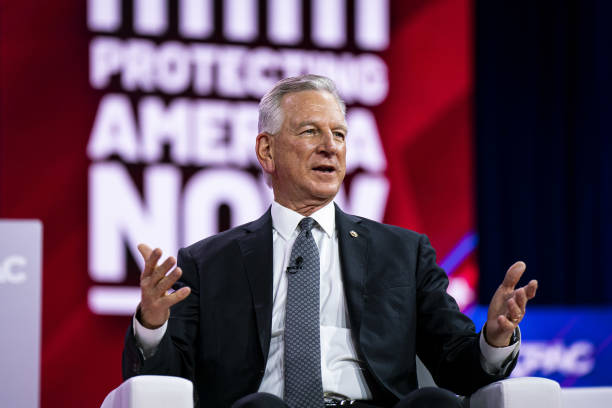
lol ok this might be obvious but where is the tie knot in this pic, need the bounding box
[298,217,316,232]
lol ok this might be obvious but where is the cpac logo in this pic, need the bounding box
[513,341,595,378]
[0,255,27,284]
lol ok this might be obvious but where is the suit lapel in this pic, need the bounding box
[335,204,368,335]
[237,208,274,361]
[235,205,370,361]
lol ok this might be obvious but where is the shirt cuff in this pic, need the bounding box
[132,313,167,359]
[479,325,521,375]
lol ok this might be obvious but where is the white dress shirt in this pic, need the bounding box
[259,200,371,399]
[133,200,519,400]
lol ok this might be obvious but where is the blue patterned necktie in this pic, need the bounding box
[284,217,324,408]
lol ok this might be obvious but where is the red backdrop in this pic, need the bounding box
[0,1,474,406]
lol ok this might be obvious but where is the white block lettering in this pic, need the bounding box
[90,37,122,89]
[191,44,216,94]
[140,97,190,164]
[134,0,168,35]
[88,0,121,32]
[88,286,141,315]
[355,0,389,51]
[268,0,302,45]
[89,163,180,282]
[244,47,283,97]
[192,100,230,165]
[179,0,214,38]
[346,108,387,172]
[224,0,258,42]
[358,54,388,105]
[88,94,139,161]
[0,255,27,284]
[122,39,156,92]
[156,42,191,94]
[312,0,346,48]
[216,46,247,97]
[182,169,265,245]
[229,102,259,167]
[335,174,388,222]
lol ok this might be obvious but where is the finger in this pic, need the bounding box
[151,255,176,283]
[156,267,182,294]
[501,261,526,289]
[497,315,516,332]
[514,287,528,311]
[141,247,162,279]
[506,297,522,324]
[160,286,191,309]
[138,244,155,278]
[525,279,538,299]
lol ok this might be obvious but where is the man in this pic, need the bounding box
[123,75,538,408]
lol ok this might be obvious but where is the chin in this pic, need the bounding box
[310,185,341,202]
[302,176,343,202]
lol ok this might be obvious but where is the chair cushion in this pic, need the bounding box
[561,386,612,408]
[469,377,561,408]
[100,375,193,408]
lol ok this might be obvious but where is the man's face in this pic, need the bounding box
[266,90,347,210]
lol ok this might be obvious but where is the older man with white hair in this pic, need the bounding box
[123,74,538,408]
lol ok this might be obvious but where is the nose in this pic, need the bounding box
[317,129,341,155]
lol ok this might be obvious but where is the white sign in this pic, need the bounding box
[86,0,390,315]
[0,255,27,284]
[0,220,42,408]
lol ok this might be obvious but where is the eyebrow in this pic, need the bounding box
[296,121,348,132]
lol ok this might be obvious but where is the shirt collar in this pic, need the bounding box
[271,200,336,240]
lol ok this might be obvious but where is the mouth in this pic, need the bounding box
[312,165,336,174]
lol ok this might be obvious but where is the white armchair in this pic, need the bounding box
[415,355,562,408]
[560,386,612,408]
[100,375,193,408]
[468,377,561,408]
[102,375,605,408]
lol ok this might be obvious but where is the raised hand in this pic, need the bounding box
[485,261,538,347]
[137,244,191,329]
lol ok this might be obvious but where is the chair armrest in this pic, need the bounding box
[100,375,193,408]
[468,377,561,408]
[561,387,612,408]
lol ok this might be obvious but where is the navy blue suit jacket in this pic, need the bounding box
[123,205,512,407]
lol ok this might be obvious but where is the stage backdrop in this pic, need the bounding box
[0,1,475,406]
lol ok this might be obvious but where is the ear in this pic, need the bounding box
[255,132,275,174]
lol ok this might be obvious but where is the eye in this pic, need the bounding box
[333,131,346,139]
[301,128,316,135]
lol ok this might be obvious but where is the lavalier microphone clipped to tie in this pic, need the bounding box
[286,256,303,274]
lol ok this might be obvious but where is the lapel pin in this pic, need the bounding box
[349,230,358,238]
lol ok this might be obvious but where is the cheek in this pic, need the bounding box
[273,146,296,169]
[280,156,305,178]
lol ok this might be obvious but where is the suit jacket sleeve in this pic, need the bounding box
[122,247,200,382]
[414,234,516,395]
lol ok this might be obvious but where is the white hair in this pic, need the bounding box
[258,74,346,135]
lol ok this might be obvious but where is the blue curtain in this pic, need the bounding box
[475,1,612,304]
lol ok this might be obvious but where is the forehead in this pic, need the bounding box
[280,90,345,127]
